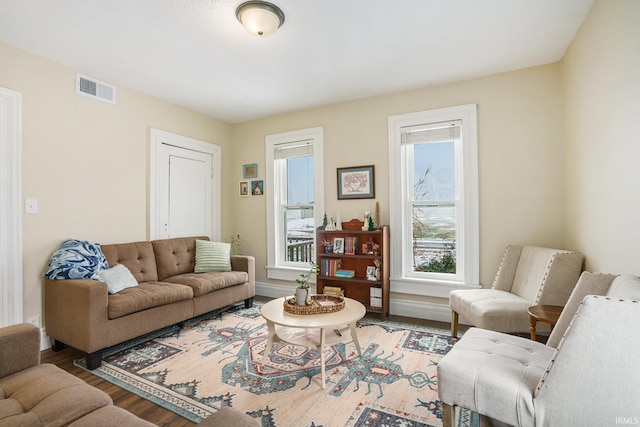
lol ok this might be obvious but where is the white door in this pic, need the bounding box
[150,129,221,240]
[164,146,212,238]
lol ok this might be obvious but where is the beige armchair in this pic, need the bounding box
[449,245,583,337]
[438,272,640,427]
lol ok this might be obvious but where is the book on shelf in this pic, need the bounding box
[321,259,341,276]
[344,236,358,255]
[335,269,355,278]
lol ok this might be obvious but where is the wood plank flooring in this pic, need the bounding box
[41,297,465,426]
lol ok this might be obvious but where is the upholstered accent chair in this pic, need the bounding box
[438,272,640,427]
[449,245,584,338]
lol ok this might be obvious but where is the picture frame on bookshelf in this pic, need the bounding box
[366,266,377,281]
[333,237,345,254]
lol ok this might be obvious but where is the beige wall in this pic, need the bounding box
[231,63,568,303]
[0,42,232,325]
[563,0,640,274]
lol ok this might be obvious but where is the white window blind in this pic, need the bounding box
[401,120,461,145]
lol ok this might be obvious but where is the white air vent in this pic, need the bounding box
[76,74,116,104]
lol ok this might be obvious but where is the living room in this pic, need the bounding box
[0,0,639,425]
[2,0,638,331]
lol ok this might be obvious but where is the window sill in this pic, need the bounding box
[266,265,316,284]
[390,277,480,298]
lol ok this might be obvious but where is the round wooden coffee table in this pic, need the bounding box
[527,305,563,341]
[261,297,366,389]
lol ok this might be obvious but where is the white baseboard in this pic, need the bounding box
[255,281,453,323]
[39,328,50,351]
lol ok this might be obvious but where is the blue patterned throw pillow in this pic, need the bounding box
[44,239,108,280]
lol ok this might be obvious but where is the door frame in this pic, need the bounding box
[0,87,23,327]
[149,128,221,241]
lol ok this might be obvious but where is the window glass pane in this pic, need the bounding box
[287,155,314,204]
[284,206,315,262]
[412,204,456,273]
[413,141,455,202]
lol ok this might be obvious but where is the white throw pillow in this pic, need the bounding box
[195,240,231,273]
[98,264,139,294]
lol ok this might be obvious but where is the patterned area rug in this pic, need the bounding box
[76,303,478,427]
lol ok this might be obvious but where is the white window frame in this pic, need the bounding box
[388,105,479,298]
[266,127,324,282]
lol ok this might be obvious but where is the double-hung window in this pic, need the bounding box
[266,127,324,282]
[388,105,479,297]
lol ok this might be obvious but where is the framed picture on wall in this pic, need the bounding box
[337,165,375,199]
[251,180,264,195]
[239,181,249,197]
[243,163,258,179]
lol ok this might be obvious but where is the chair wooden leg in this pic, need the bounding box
[451,310,459,338]
[442,402,454,427]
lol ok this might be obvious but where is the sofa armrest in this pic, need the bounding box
[0,323,41,379]
[231,255,255,289]
[44,278,110,353]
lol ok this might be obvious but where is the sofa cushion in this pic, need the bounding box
[101,241,158,283]
[606,274,640,300]
[67,405,155,426]
[195,240,231,273]
[97,264,139,294]
[107,282,194,319]
[0,363,112,426]
[163,271,249,297]
[152,237,207,281]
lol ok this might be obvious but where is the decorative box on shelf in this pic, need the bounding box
[370,285,382,307]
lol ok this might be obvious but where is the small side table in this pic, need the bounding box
[527,305,563,341]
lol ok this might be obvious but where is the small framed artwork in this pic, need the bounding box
[337,165,375,200]
[366,266,377,281]
[243,163,258,179]
[333,237,345,254]
[251,180,264,195]
[239,181,249,197]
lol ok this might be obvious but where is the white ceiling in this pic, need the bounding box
[0,0,594,123]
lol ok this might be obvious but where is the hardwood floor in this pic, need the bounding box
[41,296,466,426]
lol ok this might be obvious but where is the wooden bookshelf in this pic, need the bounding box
[316,225,389,319]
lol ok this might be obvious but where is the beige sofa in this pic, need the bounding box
[45,236,255,370]
[0,323,154,426]
[0,323,259,426]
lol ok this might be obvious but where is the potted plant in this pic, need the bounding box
[294,262,319,306]
[321,239,333,253]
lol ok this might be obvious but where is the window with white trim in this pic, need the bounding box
[388,105,479,297]
[266,127,324,282]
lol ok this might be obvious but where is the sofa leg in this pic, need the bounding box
[244,297,254,309]
[178,321,186,329]
[441,402,454,427]
[451,310,459,338]
[86,351,102,370]
[51,339,66,352]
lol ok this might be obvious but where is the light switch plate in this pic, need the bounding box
[25,199,38,214]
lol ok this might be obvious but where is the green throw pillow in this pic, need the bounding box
[195,240,231,273]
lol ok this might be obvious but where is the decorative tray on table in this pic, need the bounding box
[283,294,345,315]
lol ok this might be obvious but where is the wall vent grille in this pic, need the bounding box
[76,74,116,104]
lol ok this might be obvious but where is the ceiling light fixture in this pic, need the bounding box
[236,1,285,37]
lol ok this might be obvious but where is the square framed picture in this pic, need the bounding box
[337,165,375,199]
[366,266,376,280]
[251,180,264,196]
[333,237,345,254]
[243,163,258,179]
[239,181,249,197]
